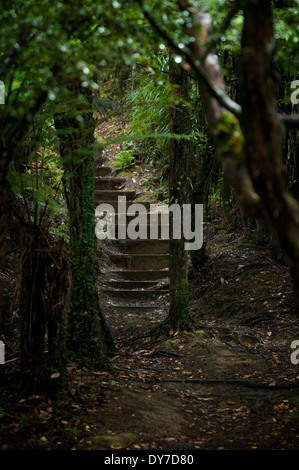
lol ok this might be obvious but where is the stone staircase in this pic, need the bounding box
[95,153,170,319]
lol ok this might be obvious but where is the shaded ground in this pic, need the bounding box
[1,116,299,451]
[2,227,299,451]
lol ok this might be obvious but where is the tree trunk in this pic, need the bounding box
[54,83,115,359]
[19,228,47,390]
[189,90,215,273]
[167,54,191,331]
[240,0,299,308]
[19,228,70,392]
[178,0,299,311]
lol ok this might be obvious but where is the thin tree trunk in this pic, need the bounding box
[19,229,47,390]
[167,54,191,331]
[189,90,215,272]
[19,228,70,393]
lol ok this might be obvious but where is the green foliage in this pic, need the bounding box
[125,65,171,167]
[113,149,135,170]
[124,54,202,175]
[274,6,299,73]
[7,130,66,233]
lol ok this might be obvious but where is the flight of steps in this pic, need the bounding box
[95,153,170,319]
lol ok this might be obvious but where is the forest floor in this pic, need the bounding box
[1,115,299,452]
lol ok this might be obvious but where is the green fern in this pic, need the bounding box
[112,149,135,170]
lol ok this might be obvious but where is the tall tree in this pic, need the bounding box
[1,0,150,379]
[239,0,299,306]
[167,53,191,331]
[54,84,115,359]
[137,0,299,311]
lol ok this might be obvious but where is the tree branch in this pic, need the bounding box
[200,1,242,63]
[171,1,262,219]
[279,114,299,129]
[136,0,242,118]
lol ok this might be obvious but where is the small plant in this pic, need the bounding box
[143,174,153,188]
[113,149,135,170]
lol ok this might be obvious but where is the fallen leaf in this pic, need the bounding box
[50,372,60,379]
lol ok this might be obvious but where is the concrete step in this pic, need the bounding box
[109,254,169,270]
[95,177,127,190]
[95,158,171,318]
[113,224,169,239]
[106,270,169,281]
[120,214,169,226]
[101,288,169,300]
[102,280,161,289]
[97,211,170,224]
[109,239,170,254]
[95,224,170,241]
[95,200,167,211]
[95,167,114,177]
[94,190,136,202]
[95,156,108,166]
[106,305,164,314]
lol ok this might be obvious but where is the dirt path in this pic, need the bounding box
[92,310,298,451]
[1,117,299,451]
[2,270,298,450]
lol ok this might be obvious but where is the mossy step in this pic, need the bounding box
[95,167,114,177]
[106,305,164,314]
[94,190,136,202]
[109,254,169,270]
[105,269,169,281]
[102,280,161,289]
[118,212,170,224]
[95,155,108,165]
[101,288,170,299]
[109,224,170,239]
[109,239,170,254]
[95,200,166,210]
[97,211,170,222]
[95,177,127,190]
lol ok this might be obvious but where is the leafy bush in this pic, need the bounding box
[113,149,135,170]
[125,59,171,169]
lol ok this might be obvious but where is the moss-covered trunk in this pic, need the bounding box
[54,83,115,360]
